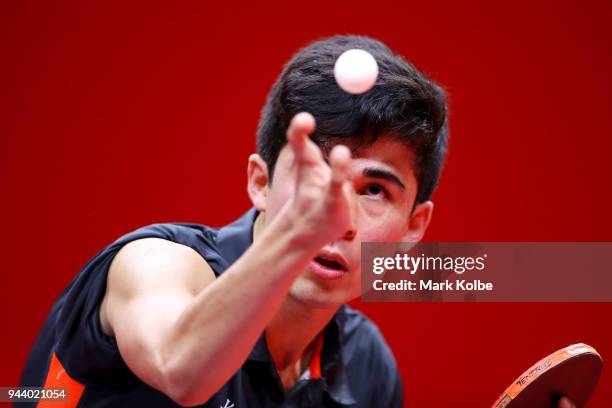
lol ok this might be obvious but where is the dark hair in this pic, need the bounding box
[256,35,448,204]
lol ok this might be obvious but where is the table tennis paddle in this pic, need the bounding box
[492,343,603,408]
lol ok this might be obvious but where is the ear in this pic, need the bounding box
[247,154,269,212]
[402,200,434,242]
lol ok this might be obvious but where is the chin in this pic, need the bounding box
[288,277,358,309]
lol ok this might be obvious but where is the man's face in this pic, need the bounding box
[260,136,429,308]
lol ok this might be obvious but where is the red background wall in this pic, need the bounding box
[1,1,611,406]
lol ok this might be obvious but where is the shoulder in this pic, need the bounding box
[338,305,397,368]
[107,222,223,273]
[107,222,219,293]
[102,223,219,336]
[336,305,403,404]
[52,221,221,383]
[110,236,213,291]
[114,222,218,251]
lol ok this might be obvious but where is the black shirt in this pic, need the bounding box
[20,209,403,407]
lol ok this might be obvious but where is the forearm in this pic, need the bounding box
[161,208,321,405]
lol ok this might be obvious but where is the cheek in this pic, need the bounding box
[265,176,294,223]
[356,208,408,242]
[264,149,298,223]
[357,196,388,218]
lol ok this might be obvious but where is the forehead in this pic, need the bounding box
[276,135,418,188]
[337,136,417,186]
[349,136,414,165]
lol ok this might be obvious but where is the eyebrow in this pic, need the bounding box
[362,167,406,190]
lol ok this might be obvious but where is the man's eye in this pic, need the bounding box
[364,184,387,198]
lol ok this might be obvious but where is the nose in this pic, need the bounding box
[343,228,356,241]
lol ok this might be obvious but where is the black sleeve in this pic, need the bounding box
[51,223,217,387]
[54,225,185,386]
[54,243,141,386]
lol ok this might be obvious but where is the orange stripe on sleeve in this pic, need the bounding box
[38,352,85,407]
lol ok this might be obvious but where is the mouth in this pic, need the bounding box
[309,252,348,280]
[314,256,347,271]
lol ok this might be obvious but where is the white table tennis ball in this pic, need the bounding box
[334,49,379,94]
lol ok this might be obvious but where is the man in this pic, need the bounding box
[22,35,575,408]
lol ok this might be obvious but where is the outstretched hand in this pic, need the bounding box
[284,112,355,245]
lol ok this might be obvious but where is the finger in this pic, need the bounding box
[329,144,351,189]
[286,112,316,162]
[558,397,575,408]
[341,180,358,240]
